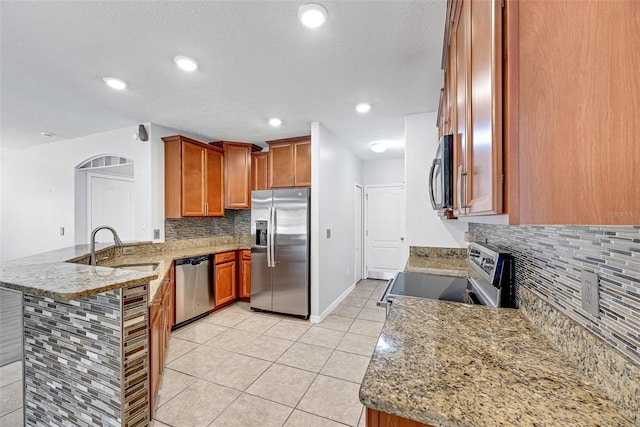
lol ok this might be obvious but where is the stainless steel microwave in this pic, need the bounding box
[429,134,454,211]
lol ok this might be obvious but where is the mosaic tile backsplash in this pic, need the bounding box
[469,223,640,365]
[165,209,250,241]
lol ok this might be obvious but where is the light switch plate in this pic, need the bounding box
[581,270,600,317]
[154,229,160,239]
[326,229,331,239]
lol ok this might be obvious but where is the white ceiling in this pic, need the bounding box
[0,1,445,161]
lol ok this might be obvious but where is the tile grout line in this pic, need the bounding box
[0,408,23,424]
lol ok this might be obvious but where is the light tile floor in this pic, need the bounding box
[0,361,23,426]
[154,278,387,427]
[0,279,388,427]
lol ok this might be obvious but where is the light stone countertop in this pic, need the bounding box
[102,241,250,304]
[359,297,633,426]
[404,256,473,277]
[0,237,249,304]
[404,247,473,278]
[0,243,157,300]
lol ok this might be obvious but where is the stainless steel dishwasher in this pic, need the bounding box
[175,255,213,325]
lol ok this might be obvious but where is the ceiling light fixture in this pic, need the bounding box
[102,77,127,90]
[370,142,387,153]
[268,118,282,127]
[356,103,371,113]
[298,4,328,28]
[40,131,55,137]
[174,55,198,72]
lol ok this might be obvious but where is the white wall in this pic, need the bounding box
[0,125,162,261]
[362,158,404,185]
[405,112,467,248]
[310,122,363,321]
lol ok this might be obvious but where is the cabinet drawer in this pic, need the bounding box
[215,251,235,264]
[241,250,251,260]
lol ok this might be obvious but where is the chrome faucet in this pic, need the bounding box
[90,225,123,266]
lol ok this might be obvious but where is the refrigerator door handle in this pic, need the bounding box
[267,207,273,268]
[271,207,277,266]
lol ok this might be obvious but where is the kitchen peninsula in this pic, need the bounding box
[0,245,157,426]
[0,235,249,426]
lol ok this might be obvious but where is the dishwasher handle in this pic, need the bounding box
[175,255,211,266]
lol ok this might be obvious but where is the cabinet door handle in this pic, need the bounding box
[290,174,294,186]
[205,202,209,216]
[457,165,467,215]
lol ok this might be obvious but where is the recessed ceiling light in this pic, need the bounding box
[356,103,371,113]
[268,118,282,127]
[40,131,55,137]
[102,77,127,90]
[370,142,387,153]
[174,55,198,72]
[298,4,328,28]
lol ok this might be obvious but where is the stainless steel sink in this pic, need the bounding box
[113,263,159,272]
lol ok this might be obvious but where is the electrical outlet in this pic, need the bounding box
[326,229,331,239]
[59,227,65,236]
[154,229,160,239]
[581,270,600,317]
[122,247,135,255]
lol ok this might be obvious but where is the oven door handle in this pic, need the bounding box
[376,277,396,308]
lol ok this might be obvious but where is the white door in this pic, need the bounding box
[365,185,406,279]
[354,184,364,283]
[88,174,134,243]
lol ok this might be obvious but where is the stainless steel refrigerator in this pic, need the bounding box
[251,188,310,318]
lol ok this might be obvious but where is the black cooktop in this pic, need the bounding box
[388,272,468,303]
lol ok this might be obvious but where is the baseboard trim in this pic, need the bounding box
[309,282,357,323]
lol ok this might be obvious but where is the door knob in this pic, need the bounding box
[400,237,405,241]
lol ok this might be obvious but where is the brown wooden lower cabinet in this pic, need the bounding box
[366,408,434,427]
[162,265,174,351]
[239,249,251,301]
[214,252,237,306]
[149,263,175,418]
[149,297,163,416]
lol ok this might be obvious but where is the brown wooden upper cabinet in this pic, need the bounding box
[444,0,503,217]
[163,135,224,218]
[251,152,268,191]
[267,136,311,188]
[506,0,639,225]
[210,141,263,209]
[442,0,639,225]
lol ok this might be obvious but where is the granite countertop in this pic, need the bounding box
[405,247,473,278]
[404,256,473,277]
[359,297,633,426]
[0,243,157,300]
[0,238,249,303]
[102,242,250,304]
